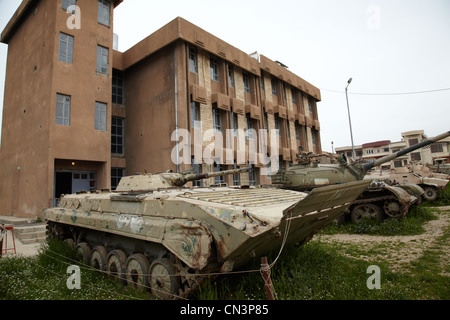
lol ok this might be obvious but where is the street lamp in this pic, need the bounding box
[345,78,356,160]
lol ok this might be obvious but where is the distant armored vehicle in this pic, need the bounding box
[272,131,450,223]
[43,167,369,298]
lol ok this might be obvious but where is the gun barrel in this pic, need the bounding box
[363,131,450,171]
[183,167,251,183]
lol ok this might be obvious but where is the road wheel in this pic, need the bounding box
[90,246,108,271]
[149,258,181,300]
[423,186,438,201]
[107,249,127,284]
[383,200,404,219]
[126,254,150,291]
[76,242,92,265]
[351,203,383,224]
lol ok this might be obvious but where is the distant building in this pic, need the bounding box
[335,129,450,169]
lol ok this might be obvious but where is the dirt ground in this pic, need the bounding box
[316,206,450,275]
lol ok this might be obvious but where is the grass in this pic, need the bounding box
[322,205,438,236]
[0,240,150,300]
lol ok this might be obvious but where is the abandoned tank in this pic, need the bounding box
[42,167,370,299]
[271,131,450,223]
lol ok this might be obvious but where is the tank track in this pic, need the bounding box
[46,221,209,299]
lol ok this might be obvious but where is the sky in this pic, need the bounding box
[0,0,449,153]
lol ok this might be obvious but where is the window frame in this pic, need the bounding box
[212,106,222,133]
[112,69,124,105]
[111,116,125,155]
[111,167,125,190]
[58,32,74,64]
[56,93,71,126]
[62,0,77,10]
[243,72,250,94]
[97,0,111,27]
[96,45,109,74]
[95,101,107,131]
[189,46,198,73]
[210,56,220,82]
[191,101,201,129]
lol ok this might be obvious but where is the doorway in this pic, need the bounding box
[54,171,97,199]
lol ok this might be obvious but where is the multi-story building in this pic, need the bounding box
[0,0,322,218]
[335,129,450,169]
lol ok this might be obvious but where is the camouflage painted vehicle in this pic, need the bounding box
[371,166,449,201]
[42,167,370,299]
[272,131,450,223]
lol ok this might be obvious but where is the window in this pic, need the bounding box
[408,138,419,147]
[243,73,250,94]
[295,125,301,141]
[308,98,314,115]
[98,0,110,27]
[231,112,238,136]
[260,77,265,92]
[264,113,269,131]
[228,65,234,88]
[210,57,219,82]
[111,168,125,190]
[312,132,316,146]
[95,102,107,131]
[431,143,444,153]
[62,0,76,10]
[56,93,71,126]
[213,162,225,185]
[233,162,240,186]
[411,152,421,161]
[58,33,73,63]
[112,69,124,105]
[212,107,222,132]
[291,88,297,105]
[191,157,202,187]
[274,115,281,137]
[246,114,256,140]
[249,164,257,186]
[189,46,198,73]
[271,78,277,96]
[111,117,124,154]
[96,45,109,74]
[191,101,200,128]
[366,149,374,154]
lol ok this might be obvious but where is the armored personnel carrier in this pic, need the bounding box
[272,131,450,223]
[42,167,370,299]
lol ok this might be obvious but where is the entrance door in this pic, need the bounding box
[72,172,91,194]
[54,171,97,200]
[55,172,73,199]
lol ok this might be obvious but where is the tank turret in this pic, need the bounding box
[272,131,450,190]
[116,167,250,192]
[271,131,449,223]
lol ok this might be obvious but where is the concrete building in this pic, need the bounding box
[335,129,450,169]
[0,0,322,218]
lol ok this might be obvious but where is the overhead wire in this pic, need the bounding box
[321,87,450,96]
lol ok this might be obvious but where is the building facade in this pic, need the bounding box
[335,129,450,169]
[0,0,322,218]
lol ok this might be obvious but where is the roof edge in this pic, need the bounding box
[1,0,36,44]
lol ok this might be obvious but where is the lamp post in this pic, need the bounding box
[345,78,356,160]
